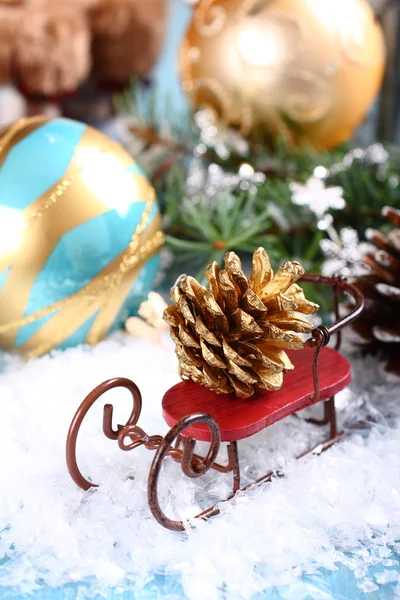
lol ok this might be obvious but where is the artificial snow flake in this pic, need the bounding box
[185,158,265,208]
[194,109,249,159]
[289,176,345,219]
[327,143,389,177]
[313,165,328,179]
[320,227,372,277]
[365,143,389,165]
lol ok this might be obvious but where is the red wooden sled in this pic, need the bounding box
[66,274,364,531]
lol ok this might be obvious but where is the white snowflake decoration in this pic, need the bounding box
[289,176,345,219]
[321,227,373,277]
[327,143,389,177]
[194,108,249,159]
[185,159,265,208]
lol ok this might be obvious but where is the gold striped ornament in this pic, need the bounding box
[0,117,164,357]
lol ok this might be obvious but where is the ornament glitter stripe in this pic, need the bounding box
[0,116,49,170]
[0,126,151,272]
[20,297,101,359]
[0,195,164,357]
[21,236,164,358]
[85,219,164,346]
[22,229,164,358]
[0,124,150,273]
[0,215,162,336]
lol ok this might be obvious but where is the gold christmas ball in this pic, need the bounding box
[180,0,385,150]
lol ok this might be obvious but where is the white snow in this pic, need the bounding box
[0,333,399,599]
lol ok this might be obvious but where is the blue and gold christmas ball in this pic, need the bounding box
[0,116,164,357]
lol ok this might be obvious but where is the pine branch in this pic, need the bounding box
[115,84,400,304]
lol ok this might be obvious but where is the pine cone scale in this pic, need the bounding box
[204,291,229,332]
[219,269,239,312]
[176,343,203,368]
[230,309,264,337]
[267,311,315,333]
[194,316,221,346]
[228,377,252,397]
[177,294,196,325]
[383,207,400,227]
[254,365,283,390]
[251,346,293,372]
[366,228,400,258]
[228,361,258,385]
[376,283,400,301]
[259,334,305,350]
[248,248,272,293]
[374,326,400,343]
[286,284,319,314]
[178,324,200,348]
[364,254,397,283]
[374,250,400,274]
[225,252,249,293]
[205,262,222,302]
[204,364,230,391]
[240,288,268,316]
[388,230,400,253]
[222,339,252,367]
[265,347,295,370]
[259,261,305,300]
[200,339,227,369]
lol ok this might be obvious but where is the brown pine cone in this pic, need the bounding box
[163,248,319,398]
[352,206,400,373]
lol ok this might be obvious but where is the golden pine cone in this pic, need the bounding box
[163,248,319,398]
[353,206,400,373]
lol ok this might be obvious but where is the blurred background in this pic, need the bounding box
[0,0,398,143]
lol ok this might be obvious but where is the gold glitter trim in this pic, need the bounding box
[0,116,49,170]
[21,226,164,358]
